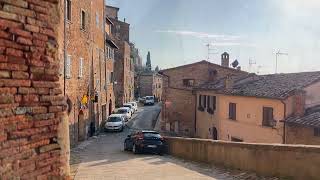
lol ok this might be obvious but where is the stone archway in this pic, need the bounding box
[78,111,86,141]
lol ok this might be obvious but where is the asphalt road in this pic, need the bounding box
[71,103,279,180]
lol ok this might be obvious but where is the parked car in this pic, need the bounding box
[144,96,155,105]
[104,114,125,132]
[124,130,164,155]
[123,103,135,114]
[139,97,146,104]
[128,101,138,112]
[117,107,132,121]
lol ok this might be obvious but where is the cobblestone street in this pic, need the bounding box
[71,104,279,180]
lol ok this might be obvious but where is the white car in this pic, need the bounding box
[128,101,138,112]
[144,96,155,105]
[123,103,135,114]
[105,114,125,132]
[117,107,132,121]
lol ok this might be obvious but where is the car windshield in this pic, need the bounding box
[143,132,161,138]
[146,97,153,100]
[108,117,122,122]
[123,105,131,108]
[118,109,128,113]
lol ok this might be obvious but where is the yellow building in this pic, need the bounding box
[196,72,320,144]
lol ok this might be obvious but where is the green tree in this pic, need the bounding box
[146,51,151,71]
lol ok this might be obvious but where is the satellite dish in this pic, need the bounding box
[231,59,239,68]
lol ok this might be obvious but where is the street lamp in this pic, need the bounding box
[275,50,288,74]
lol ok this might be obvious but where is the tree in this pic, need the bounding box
[155,66,159,72]
[146,51,151,71]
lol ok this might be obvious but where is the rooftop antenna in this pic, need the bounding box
[206,43,218,61]
[249,58,256,73]
[257,65,263,74]
[275,50,288,74]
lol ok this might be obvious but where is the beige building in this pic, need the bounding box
[138,72,163,101]
[159,53,246,137]
[196,72,320,144]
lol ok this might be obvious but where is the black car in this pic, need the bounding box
[124,130,164,155]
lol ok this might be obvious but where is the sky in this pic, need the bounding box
[107,0,320,74]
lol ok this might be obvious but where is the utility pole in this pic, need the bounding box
[275,50,288,74]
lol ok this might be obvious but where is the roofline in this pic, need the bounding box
[160,60,246,74]
[105,17,113,25]
[285,120,320,128]
[105,5,119,10]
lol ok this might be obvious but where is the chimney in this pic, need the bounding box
[293,90,306,117]
[221,52,229,67]
[224,75,233,90]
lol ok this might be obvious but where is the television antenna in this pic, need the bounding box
[206,43,218,61]
[248,58,256,73]
[275,50,288,74]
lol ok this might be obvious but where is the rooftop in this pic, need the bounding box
[286,106,320,127]
[198,71,320,99]
[160,60,244,73]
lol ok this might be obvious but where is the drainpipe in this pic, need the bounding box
[63,0,67,96]
[281,100,287,144]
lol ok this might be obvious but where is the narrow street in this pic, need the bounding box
[71,103,278,180]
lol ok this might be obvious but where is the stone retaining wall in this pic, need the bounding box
[165,137,320,180]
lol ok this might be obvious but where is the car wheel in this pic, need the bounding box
[133,144,139,154]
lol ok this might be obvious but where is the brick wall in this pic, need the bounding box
[139,74,153,97]
[0,0,69,178]
[286,124,320,145]
[161,61,246,137]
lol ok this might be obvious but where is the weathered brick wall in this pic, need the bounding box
[286,124,320,145]
[139,74,153,97]
[161,61,246,137]
[0,0,69,179]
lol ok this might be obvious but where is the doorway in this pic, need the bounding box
[108,100,112,116]
[78,111,85,141]
[212,127,218,140]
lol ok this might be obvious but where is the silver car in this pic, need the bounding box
[105,114,125,132]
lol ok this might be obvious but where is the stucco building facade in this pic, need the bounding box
[196,71,320,144]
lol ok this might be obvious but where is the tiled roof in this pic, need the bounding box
[198,71,320,99]
[286,106,320,127]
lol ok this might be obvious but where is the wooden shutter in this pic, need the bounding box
[263,107,273,126]
[229,103,236,120]
[212,96,216,110]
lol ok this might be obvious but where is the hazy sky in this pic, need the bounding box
[107,0,320,74]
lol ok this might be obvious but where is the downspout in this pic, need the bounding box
[63,0,66,96]
[281,100,287,144]
[194,90,197,135]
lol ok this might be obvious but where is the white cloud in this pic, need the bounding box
[209,42,257,47]
[155,30,242,41]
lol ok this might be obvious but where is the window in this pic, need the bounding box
[110,72,114,83]
[78,58,83,78]
[80,10,86,30]
[207,96,216,114]
[314,128,320,137]
[66,0,71,21]
[96,12,99,27]
[229,103,236,120]
[198,95,204,111]
[262,107,274,127]
[66,55,71,78]
[183,79,195,87]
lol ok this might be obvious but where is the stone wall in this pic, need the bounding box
[165,137,320,180]
[0,0,69,178]
[286,124,320,145]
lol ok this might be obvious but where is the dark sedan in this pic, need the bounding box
[124,130,164,155]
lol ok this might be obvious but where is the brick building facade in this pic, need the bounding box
[0,0,69,178]
[58,0,117,147]
[106,5,134,106]
[138,72,163,101]
[159,54,246,137]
